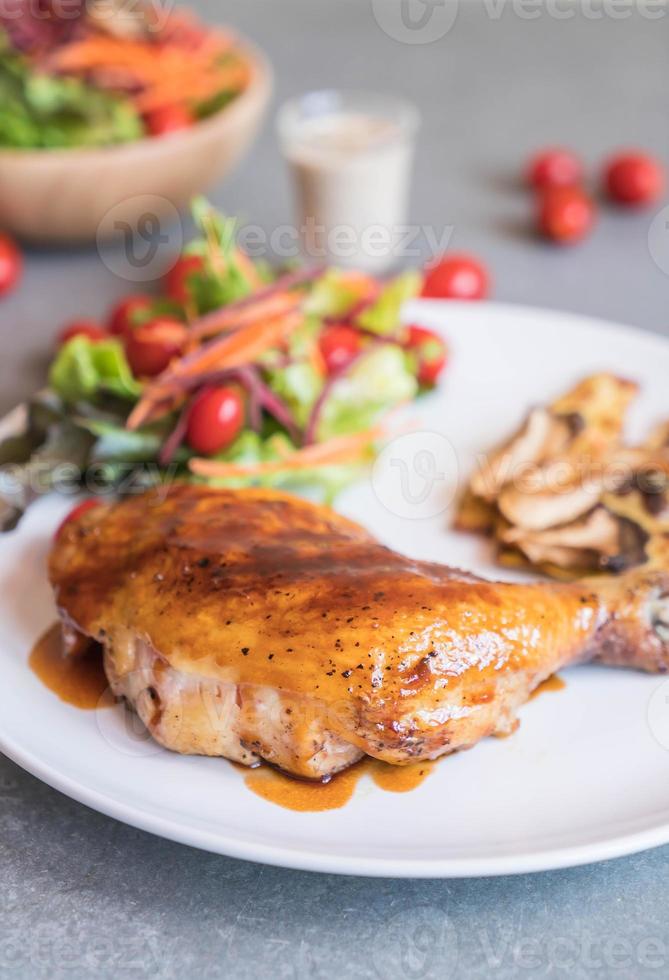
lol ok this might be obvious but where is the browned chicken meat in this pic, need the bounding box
[49,484,669,780]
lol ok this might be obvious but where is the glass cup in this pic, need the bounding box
[277,90,420,273]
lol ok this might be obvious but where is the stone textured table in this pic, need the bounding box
[2,2,669,977]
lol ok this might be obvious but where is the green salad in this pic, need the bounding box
[0,42,143,148]
[0,3,252,148]
[0,201,448,530]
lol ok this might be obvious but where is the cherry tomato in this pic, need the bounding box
[55,499,102,541]
[538,186,595,244]
[0,233,22,297]
[527,148,583,190]
[165,254,205,305]
[57,319,108,347]
[422,254,489,301]
[186,386,245,455]
[604,152,665,207]
[407,325,448,386]
[125,318,187,378]
[145,105,193,137]
[319,325,363,375]
[108,295,153,338]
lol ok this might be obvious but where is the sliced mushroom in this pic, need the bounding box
[470,408,573,501]
[453,488,496,534]
[550,373,638,448]
[455,374,663,578]
[497,473,602,531]
[643,420,669,451]
[602,517,649,572]
[513,541,596,571]
[501,505,618,552]
[496,445,648,532]
[501,506,648,573]
[496,545,588,579]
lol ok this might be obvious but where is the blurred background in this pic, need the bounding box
[1,0,668,416]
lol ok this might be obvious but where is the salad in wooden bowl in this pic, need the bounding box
[0,2,271,240]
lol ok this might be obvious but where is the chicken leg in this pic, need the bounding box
[49,485,669,779]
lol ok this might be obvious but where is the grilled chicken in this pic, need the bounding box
[49,485,669,779]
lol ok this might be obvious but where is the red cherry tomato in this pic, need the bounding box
[422,254,489,301]
[538,187,595,244]
[145,105,193,137]
[55,499,102,541]
[527,148,583,190]
[186,386,245,456]
[57,319,108,347]
[165,254,205,305]
[125,318,187,378]
[604,152,665,207]
[0,233,23,297]
[319,325,363,375]
[407,325,448,386]
[108,295,153,338]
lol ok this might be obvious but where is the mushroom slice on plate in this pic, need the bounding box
[550,373,638,453]
[496,456,605,532]
[466,374,636,505]
[501,506,649,574]
[470,408,573,502]
[454,373,669,578]
[453,487,497,534]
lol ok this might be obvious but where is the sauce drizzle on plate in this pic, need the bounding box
[529,674,566,700]
[30,626,561,813]
[243,758,435,812]
[29,623,112,710]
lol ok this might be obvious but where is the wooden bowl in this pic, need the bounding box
[0,39,272,244]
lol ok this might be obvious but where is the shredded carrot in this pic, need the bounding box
[189,428,383,479]
[126,311,304,431]
[176,311,304,378]
[126,391,182,432]
[190,291,301,342]
[133,65,250,113]
[51,35,250,115]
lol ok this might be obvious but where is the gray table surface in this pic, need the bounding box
[2,1,669,977]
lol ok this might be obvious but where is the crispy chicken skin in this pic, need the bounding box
[49,485,669,779]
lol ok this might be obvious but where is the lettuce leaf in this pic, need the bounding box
[0,43,144,149]
[355,270,422,336]
[49,337,142,404]
[316,345,417,441]
[184,198,254,313]
[263,361,323,428]
[200,430,362,503]
[0,411,93,531]
[303,269,366,319]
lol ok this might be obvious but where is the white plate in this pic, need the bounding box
[3,301,669,878]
